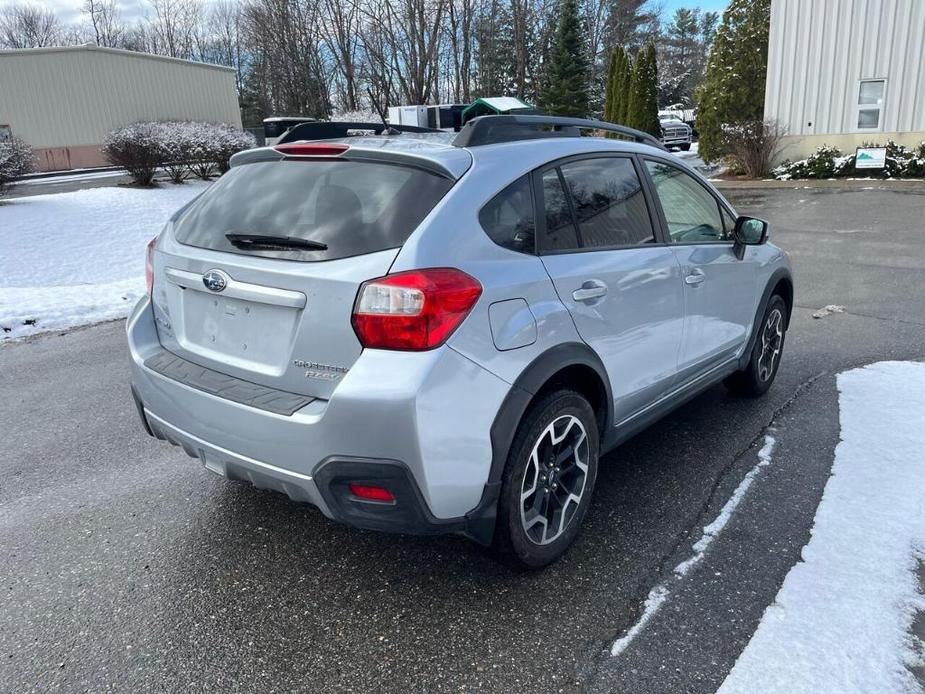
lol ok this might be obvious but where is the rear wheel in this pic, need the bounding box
[725,294,787,397]
[494,390,599,569]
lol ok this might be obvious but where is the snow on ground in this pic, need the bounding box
[0,182,208,340]
[611,433,779,656]
[719,361,925,694]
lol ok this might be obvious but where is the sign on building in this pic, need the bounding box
[855,147,887,170]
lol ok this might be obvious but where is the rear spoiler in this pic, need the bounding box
[278,121,441,144]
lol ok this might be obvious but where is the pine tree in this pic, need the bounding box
[604,49,619,122]
[605,45,631,125]
[539,0,590,119]
[626,43,659,135]
[695,0,772,161]
[615,50,632,124]
[637,42,661,135]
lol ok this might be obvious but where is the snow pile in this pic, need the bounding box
[719,361,925,694]
[0,183,208,340]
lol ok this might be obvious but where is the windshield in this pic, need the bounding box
[173,159,454,262]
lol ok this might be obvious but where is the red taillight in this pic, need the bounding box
[348,484,395,502]
[274,142,349,157]
[351,268,482,351]
[145,236,157,296]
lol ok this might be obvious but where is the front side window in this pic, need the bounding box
[644,160,728,243]
[857,79,885,130]
[479,175,536,253]
[558,157,654,248]
[541,168,580,251]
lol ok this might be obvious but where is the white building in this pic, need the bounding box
[0,45,241,171]
[764,0,925,163]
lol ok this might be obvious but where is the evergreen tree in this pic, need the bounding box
[606,45,631,125]
[615,50,632,124]
[604,49,618,122]
[627,42,659,135]
[695,0,772,161]
[539,0,590,118]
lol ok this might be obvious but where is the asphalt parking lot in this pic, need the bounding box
[2,183,924,693]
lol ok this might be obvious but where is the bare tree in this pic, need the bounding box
[145,0,202,58]
[319,0,363,111]
[0,4,62,48]
[82,0,125,47]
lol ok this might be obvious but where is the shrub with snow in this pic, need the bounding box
[0,137,35,194]
[774,141,925,181]
[103,121,256,185]
[102,122,165,186]
[212,125,256,174]
[721,120,784,179]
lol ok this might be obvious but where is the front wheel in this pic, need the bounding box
[494,390,599,569]
[725,294,788,397]
[679,142,691,151]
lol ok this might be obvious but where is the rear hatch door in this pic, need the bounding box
[151,153,456,400]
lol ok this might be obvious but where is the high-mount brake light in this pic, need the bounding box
[351,268,482,351]
[145,236,158,296]
[274,142,350,157]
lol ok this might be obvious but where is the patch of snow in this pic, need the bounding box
[811,304,846,319]
[674,434,776,577]
[610,586,670,657]
[0,182,208,340]
[611,433,777,655]
[16,170,126,186]
[718,361,925,694]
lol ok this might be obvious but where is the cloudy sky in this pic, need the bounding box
[2,0,730,26]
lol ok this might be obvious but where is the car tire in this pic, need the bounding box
[679,143,691,151]
[725,294,788,397]
[494,389,599,569]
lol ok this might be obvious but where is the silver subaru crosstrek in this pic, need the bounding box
[128,115,792,568]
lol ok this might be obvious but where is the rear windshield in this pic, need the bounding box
[172,159,454,262]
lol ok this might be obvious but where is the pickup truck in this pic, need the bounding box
[659,114,692,151]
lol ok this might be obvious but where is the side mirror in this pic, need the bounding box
[733,216,769,259]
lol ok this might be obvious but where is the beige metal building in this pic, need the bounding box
[0,45,241,171]
[764,0,925,163]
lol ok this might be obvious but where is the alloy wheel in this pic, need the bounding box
[757,308,784,382]
[519,414,590,545]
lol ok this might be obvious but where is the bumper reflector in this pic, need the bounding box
[348,483,396,503]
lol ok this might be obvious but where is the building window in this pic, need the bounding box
[857,79,885,130]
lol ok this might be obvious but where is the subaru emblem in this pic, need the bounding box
[202,269,228,292]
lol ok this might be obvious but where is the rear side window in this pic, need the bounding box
[479,175,535,254]
[541,168,580,251]
[173,160,454,262]
[559,158,654,247]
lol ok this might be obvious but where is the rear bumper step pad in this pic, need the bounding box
[143,349,314,416]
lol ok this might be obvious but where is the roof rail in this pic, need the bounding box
[452,114,667,150]
[279,121,441,144]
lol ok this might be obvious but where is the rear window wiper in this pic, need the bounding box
[225,233,328,252]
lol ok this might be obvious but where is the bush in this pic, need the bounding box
[157,122,197,184]
[721,120,784,179]
[905,142,925,178]
[102,122,165,186]
[0,137,36,194]
[103,121,255,186]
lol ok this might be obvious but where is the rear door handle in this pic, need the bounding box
[572,280,608,302]
[684,269,706,286]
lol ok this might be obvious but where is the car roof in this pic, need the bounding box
[231,130,679,184]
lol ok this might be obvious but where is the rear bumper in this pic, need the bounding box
[127,296,511,540]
